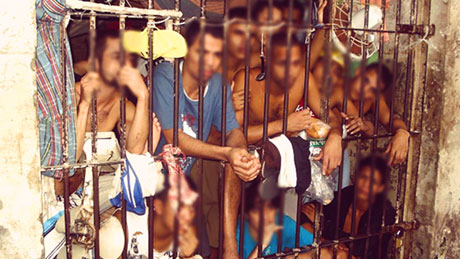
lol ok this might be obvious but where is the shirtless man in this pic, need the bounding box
[55,29,158,195]
[233,31,343,175]
[328,63,410,165]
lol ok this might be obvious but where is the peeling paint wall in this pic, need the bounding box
[412,0,460,258]
[0,0,43,258]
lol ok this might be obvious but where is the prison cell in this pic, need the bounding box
[39,0,434,258]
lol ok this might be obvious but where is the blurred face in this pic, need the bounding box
[97,37,121,86]
[158,199,196,233]
[270,44,303,88]
[248,201,277,233]
[228,22,255,61]
[283,7,303,23]
[350,69,384,101]
[185,34,223,82]
[355,166,385,202]
[256,7,283,44]
[312,60,344,88]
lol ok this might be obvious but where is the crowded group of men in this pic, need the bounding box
[63,0,411,258]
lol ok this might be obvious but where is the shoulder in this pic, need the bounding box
[154,61,174,77]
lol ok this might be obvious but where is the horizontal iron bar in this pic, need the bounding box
[258,220,419,259]
[66,0,182,18]
[343,130,420,142]
[40,160,125,172]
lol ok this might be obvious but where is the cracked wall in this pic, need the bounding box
[412,0,460,258]
[0,0,43,258]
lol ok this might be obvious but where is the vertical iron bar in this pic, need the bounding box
[219,1,229,258]
[389,0,402,132]
[277,0,295,255]
[197,2,206,258]
[371,1,388,258]
[59,19,72,259]
[239,1,252,258]
[172,1,181,258]
[88,6,101,258]
[116,1,128,258]
[297,2,314,254]
[258,0,274,256]
[147,1,155,258]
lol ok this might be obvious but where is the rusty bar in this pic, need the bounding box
[197,2,206,258]
[171,0,181,257]
[403,0,418,125]
[276,0,295,254]
[296,1,314,253]
[313,203,323,258]
[147,1,155,258]
[389,0,402,131]
[115,2,128,259]
[239,1,252,258]
[358,0,371,118]
[87,4,101,257]
[259,220,418,259]
[172,0,181,148]
[257,0,274,256]
[59,19,72,259]
[66,0,182,18]
[219,1,229,258]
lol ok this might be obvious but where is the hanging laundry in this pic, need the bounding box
[36,0,77,178]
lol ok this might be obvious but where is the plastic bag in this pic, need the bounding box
[305,118,331,140]
[302,140,338,205]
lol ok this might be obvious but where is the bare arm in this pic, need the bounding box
[162,129,231,161]
[123,97,149,154]
[377,96,408,132]
[117,64,150,155]
[309,0,328,68]
[377,96,410,165]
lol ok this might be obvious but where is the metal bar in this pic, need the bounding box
[297,1,314,253]
[66,0,183,18]
[59,19,72,259]
[258,0,274,256]
[239,1,252,258]
[146,1,155,258]
[389,0,402,131]
[277,0,294,254]
[219,1,229,258]
[172,1,181,258]
[257,220,418,259]
[403,0,418,125]
[197,2,206,258]
[87,5,101,257]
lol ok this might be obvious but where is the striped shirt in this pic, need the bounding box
[36,0,77,177]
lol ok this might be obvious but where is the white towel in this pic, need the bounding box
[269,134,297,188]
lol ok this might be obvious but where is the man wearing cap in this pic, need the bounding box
[153,20,261,259]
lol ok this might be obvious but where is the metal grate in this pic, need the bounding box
[41,0,434,258]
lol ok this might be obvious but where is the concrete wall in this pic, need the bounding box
[0,0,43,258]
[411,0,460,258]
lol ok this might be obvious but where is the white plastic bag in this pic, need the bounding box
[302,139,338,205]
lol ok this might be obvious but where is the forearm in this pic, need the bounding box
[223,165,241,253]
[246,120,283,144]
[126,95,149,154]
[76,102,90,161]
[226,128,248,149]
[391,117,408,133]
[328,109,343,138]
[165,131,231,161]
[310,28,325,68]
